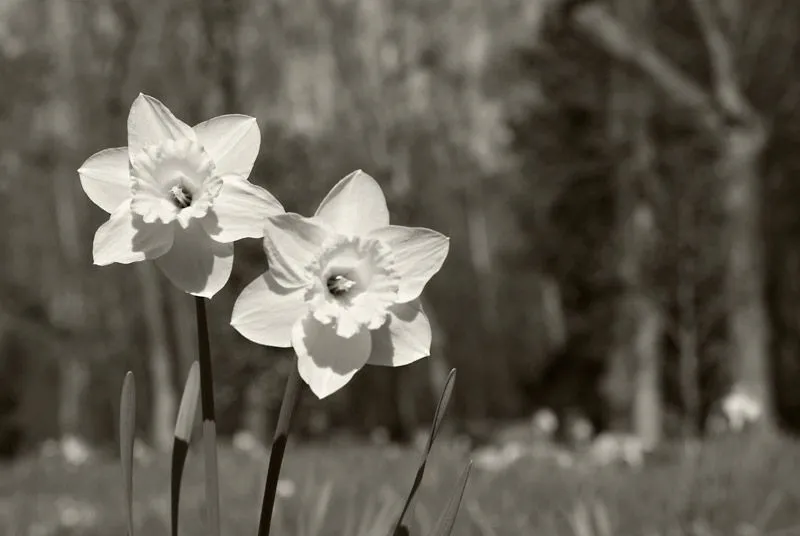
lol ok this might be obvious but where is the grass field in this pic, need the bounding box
[2,432,800,536]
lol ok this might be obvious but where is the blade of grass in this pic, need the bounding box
[306,479,334,536]
[120,371,136,536]
[389,368,457,536]
[592,500,613,536]
[171,361,200,536]
[427,461,473,536]
[195,296,220,536]
[370,490,403,536]
[257,359,303,536]
[465,500,499,536]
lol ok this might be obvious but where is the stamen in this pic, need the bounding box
[170,184,193,208]
[326,275,356,297]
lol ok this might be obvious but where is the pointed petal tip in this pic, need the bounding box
[308,385,332,400]
[314,170,389,234]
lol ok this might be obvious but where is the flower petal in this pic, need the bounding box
[368,226,450,302]
[203,177,284,243]
[292,314,372,399]
[368,300,432,367]
[231,271,307,347]
[93,200,174,265]
[154,221,233,298]
[193,115,261,178]
[314,170,390,236]
[263,213,331,288]
[127,94,195,156]
[78,147,131,213]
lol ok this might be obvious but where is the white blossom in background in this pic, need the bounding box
[590,433,644,468]
[473,441,527,472]
[59,435,92,466]
[721,386,763,431]
[532,407,558,438]
[233,430,269,459]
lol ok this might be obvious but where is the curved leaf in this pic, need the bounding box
[388,369,457,536]
[120,372,136,536]
[427,461,473,536]
[172,362,200,536]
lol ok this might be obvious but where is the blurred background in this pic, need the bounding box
[4,0,800,532]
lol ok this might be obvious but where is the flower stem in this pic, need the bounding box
[195,297,220,536]
[257,361,303,536]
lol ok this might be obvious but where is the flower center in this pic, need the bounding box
[130,138,222,227]
[326,274,357,297]
[170,183,194,209]
[304,235,401,337]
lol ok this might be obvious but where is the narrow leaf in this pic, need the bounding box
[427,461,472,536]
[172,362,200,536]
[389,369,457,535]
[175,362,200,442]
[120,371,136,536]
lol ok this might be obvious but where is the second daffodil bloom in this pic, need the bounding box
[231,171,450,398]
[78,94,284,298]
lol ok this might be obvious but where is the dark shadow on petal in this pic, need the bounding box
[200,208,222,237]
[153,220,233,296]
[131,212,172,257]
[262,270,298,297]
[368,302,424,367]
[297,315,371,375]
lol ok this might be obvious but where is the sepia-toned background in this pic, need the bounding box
[3,0,800,534]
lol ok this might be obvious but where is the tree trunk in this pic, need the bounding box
[676,223,702,435]
[199,0,242,114]
[46,0,92,444]
[540,275,567,354]
[603,0,663,446]
[721,124,771,425]
[565,0,773,434]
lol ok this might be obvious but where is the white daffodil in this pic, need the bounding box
[231,170,450,399]
[78,93,283,298]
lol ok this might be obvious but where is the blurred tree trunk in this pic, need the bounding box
[200,0,242,114]
[540,276,567,355]
[566,0,773,430]
[676,190,702,435]
[51,146,91,443]
[46,0,92,445]
[602,0,664,448]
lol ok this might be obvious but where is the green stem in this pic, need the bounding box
[195,297,220,536]
[257,361,303,536]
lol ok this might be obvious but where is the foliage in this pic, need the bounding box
[2,433,799,535]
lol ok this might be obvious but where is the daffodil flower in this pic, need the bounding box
[231,170,450,398]
[78,94,284,297]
